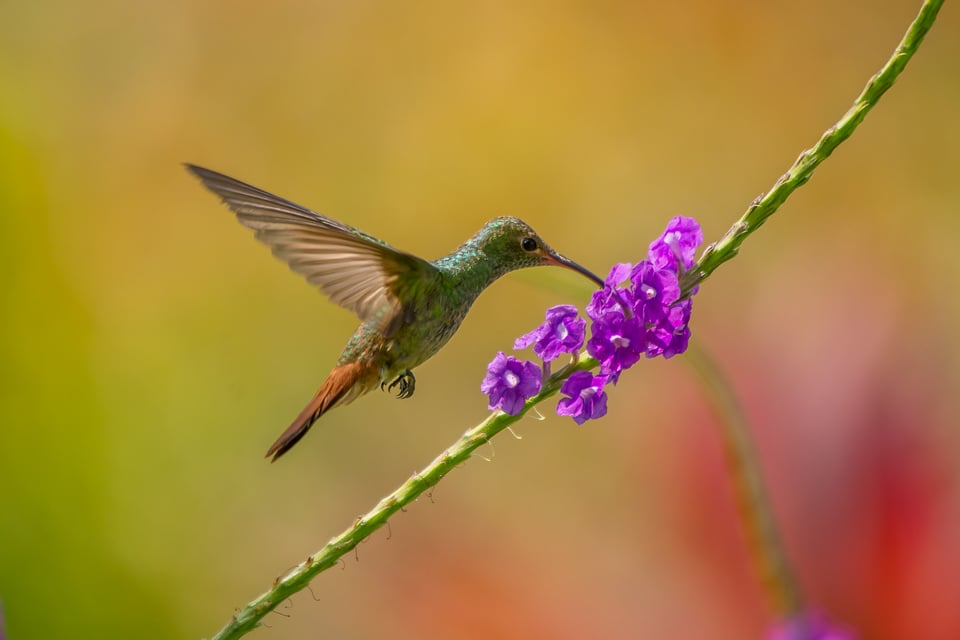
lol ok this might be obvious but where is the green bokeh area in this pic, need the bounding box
[2,3,959,639]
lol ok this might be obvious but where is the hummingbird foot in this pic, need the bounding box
[383,370,416,399]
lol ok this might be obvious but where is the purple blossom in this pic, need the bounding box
[514,304,586,362]
[586,311,645,382]
[556,371,608,425]
[585,286,627,323]
[629,260,680,323]
[481,352,542,415]
[648,215,703,271]
[766,612,856,640]
[586,262,634,321]
[604,262,632,287]
[646,298,692,359]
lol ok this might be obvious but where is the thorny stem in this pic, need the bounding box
[207,2,942,637]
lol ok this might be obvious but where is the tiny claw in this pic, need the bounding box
[387,370,416,399]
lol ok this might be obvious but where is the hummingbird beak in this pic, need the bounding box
[545,252,605,288]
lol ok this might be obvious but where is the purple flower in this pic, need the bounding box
[629,260,680,323]
[646,299,692,359]
[586,263,634,322]
[586,312,645,381]
[514,304,586,362]
[604,262,632,287]
[766,612,856,640]
[481,352,542,415]
[648,215,703,271]
[556,371,608,425]
[624,260,692,359]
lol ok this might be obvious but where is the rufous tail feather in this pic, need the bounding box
[265,362,369,461]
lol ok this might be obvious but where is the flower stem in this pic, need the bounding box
[679,0,944,293]
[685,345,802,617]
[209,354,597,640]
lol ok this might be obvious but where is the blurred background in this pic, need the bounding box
[1,1,958,638]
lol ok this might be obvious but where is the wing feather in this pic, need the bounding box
[186,164,436,327]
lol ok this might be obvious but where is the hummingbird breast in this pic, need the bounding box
[336,278,477,388]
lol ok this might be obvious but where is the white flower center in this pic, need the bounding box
[555,323,569,340]
[611,334,630,349]
[504,371,520,388]
[640,284,657,300]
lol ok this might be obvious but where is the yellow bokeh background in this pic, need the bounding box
[2,2,958,639]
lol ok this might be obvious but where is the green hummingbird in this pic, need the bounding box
[187,164,604,461]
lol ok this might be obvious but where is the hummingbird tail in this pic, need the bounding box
[265,362,371,462]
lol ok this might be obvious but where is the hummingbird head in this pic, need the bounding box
[469,217,605,288]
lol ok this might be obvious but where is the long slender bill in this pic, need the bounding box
[546,252,605,288]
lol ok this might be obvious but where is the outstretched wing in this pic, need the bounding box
[186,164,436,329]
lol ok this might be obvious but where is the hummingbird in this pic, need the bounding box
[186,164,604,461]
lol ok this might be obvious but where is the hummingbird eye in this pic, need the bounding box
[521,237,538,252]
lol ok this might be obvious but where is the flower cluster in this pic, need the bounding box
[482,216,703,424]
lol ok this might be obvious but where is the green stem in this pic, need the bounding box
[209,355,597,640]
[679,0,944,293]
[686,345,802,616]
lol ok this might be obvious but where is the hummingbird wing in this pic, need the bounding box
[186,164,437,331]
